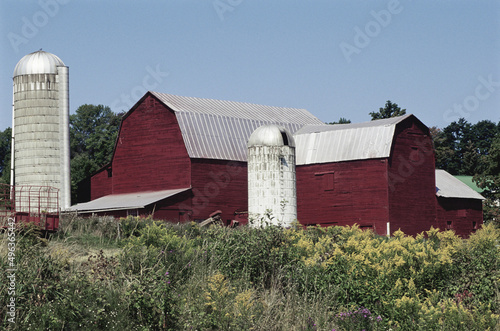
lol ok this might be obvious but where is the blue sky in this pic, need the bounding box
[1,0,499,131]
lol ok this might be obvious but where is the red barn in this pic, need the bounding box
[69,91,324,224]
[435,169,484,237]
[294,115,437,235]
[70,92,484,236]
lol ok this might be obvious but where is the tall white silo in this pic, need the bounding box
[247,125,297,227]
[11,50,71,210]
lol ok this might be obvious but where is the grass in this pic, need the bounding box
[0,215,498,330]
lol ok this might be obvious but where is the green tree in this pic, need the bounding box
[431,126,456,173]
[0,128,11,184]
[328,117,351,125]
[474,132,500,225]
[369,100,406,120]
[433,119,499,176]
[70,105,122,202]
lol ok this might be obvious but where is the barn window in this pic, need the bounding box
[107,168,112,178]
[472,221,477,232]
[446,221,453,229]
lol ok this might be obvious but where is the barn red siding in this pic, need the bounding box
[296,159,390,232]
[91,166,113,200]
[436,197,483,238]
[190,159,247,224]
[387,119,436,235]
[110,95,191,194]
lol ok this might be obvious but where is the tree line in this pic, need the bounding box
[0,101,498,222]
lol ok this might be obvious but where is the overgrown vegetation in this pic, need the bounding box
[0,216,499,330]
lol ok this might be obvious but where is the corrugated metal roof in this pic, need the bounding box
[150,92,324,161]
[435,170,485,200]
[294,115,414,165]
[68,188,191,212]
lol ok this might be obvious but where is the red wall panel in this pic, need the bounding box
[297,158,390,234]
[387,118,437,235]
[91,166,113,200]
[190,159,247,223]
[436,197,483,238]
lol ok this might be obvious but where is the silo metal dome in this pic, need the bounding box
[13,50,65,77]
[247,124,295,148]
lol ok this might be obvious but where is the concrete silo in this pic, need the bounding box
[247,125,297,227]
[11,50,70,210]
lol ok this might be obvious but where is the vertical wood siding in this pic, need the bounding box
[387,119,437,235]
[436,197,483,238]
[296,158,390,232]
[90,166,112,200]
[111,95,191,194]
[190,159,247,223]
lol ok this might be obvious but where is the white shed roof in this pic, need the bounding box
[435,170,485,200]
[150,92,324,161]
[68,188,191,213]
[294,114,413,165]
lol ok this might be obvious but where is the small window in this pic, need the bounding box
[324,173,334,191]
[107,168,112,178]
[281,131,289,146]
[472,221,477,231]
[446,221,453,229]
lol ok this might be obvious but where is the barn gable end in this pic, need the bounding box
[387,116,436,234]
[112,93,191,194]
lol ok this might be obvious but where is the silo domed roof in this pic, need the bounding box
[248,125,295,148]
[13,50,65,77]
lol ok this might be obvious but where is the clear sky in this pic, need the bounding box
[1,0,499,131]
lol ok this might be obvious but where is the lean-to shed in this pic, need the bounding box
[435,169,484,237]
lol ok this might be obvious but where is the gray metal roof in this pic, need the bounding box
[68,188,191,212]
[150,92,324,161]
[294,115,413,165]
[435,170,485,200]
[14,50,65,77]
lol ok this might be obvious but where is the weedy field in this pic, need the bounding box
[0,215,499,330]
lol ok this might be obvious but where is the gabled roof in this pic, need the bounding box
[435,170,485,200]
[294,114,416,165]
[149,92,325,161]
[68,188,191,213]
